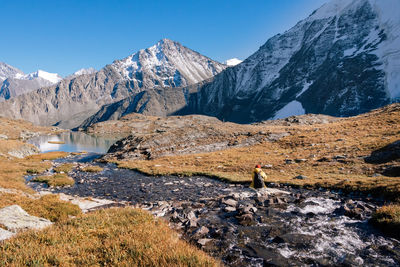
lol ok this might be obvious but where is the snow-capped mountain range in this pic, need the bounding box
[180,0,400,122]
[0,0,399,127]
[0,39,226,128]
[0,63,63,101]
[111,39,225,89]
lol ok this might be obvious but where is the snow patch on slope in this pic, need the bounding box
[224,58,242,66]
[25,70,62,84]
[273,101,306,120]
[368,0,400,99]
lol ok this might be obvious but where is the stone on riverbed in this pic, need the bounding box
[0,205,52,232]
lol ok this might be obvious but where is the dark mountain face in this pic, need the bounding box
[177,0,398,123]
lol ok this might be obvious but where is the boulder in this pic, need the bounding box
[192,226,209,238]
[222,198,238,207]
[0,228,15,241]
[197,238,212,246]
[0,205,52,232]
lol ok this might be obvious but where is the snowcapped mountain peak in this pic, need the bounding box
[0,62,24,81]
[111,39,226,88]
[224,58,242,66]
[25,70,62,84]
[67,67,97,79]
[309,0,355,20]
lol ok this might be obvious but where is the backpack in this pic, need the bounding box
[253,172,266,189]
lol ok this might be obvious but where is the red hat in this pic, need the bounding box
[255,164,261,168]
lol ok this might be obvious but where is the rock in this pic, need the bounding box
[294,159,307,163]
[344,206,363,220]
[192,226,209,237]
[224,206,237,212]
[197,238,212,246]
[255,195,269,205]
[294,175,307,180]
[333,155,347,160]
[7,143,39,158]
[317,157,331,162]
[222,198,238,207]
[272,236,285,244]
[264,164,273,168]
[0,205,53,232]
[0,228,15,241]
[285,159,293,164]
[0,134,8,140]
[237,213,254,226]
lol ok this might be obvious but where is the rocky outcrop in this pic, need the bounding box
[101,114,289,160]
[7,143,40,158]
[0,39,226,129]
[0,205,52,235]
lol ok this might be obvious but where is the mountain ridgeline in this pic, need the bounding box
[79,0,400,128]
[179,0,400,123]
[0,0,399,128]
[0,39,226,129]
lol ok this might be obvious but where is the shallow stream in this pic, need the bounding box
[26,152,400,266]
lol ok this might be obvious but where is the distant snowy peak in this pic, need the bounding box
[0,62,24,81]
[111,38,227,88]
[224,58,242,66]
[68,67,97,79]
[24,70,62,84]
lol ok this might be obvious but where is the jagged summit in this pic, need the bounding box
[110,39,226,88]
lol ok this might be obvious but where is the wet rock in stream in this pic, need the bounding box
[27,158,400,267]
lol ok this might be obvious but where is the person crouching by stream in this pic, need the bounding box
[250,164,268,189]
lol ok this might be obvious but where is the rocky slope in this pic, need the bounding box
[179,0,400,123]
[0,39,226,129]
[91,111,339,161]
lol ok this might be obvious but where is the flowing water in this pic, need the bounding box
[25,135,400,266]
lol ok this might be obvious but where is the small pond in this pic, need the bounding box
[28,131,119,153]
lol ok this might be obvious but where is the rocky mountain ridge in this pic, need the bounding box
[78,0,400,129]
[179,0,400,123]
[0,39,226,128]
[0,65,62,101]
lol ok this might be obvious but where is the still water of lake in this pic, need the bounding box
[28,131,119,153]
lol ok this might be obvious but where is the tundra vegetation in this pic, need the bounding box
[0,116,218,266]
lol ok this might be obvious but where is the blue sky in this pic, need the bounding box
[0,0,327,77]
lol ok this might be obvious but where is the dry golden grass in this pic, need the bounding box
[33,173,75,187]
[54,163,75,173]
[48,140,65,144]
[0,208,220,267]
[27,151,70,161]
[0,193,81,222]
[370,204,400,238]
[0,116,63,140]
[81,165,104,173]
[111,104,400,199]
[0,152,70,193]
